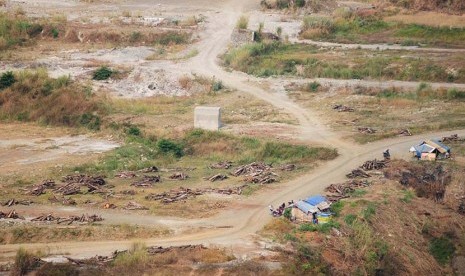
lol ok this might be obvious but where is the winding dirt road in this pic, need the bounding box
[1,0,465,260]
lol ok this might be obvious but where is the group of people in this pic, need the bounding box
[268,201,294,217]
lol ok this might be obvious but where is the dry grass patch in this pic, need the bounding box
[385,11,465,28]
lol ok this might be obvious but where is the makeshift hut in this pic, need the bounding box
[291,195,332,223]
[291,200,318,222]
[409,139,451,160]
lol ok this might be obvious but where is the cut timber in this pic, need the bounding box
[209,161,233,169]
[346,169,371,178]
[131,175,161,187]
[361,159,388,171]
[205,174,228,182]
[169,172,189,180]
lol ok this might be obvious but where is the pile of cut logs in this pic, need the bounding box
[398,129,412,136]
[325,180,371,202]
[131,175,161,187]
[333,104,354,112]
[358,127,376,134]
[124,201,148,210]
[204,174,228,182]
[145,185,247,204]
[441,134,463,142]
[169,172,189,180]
[232,162,272,176]
[361,159,388,171]
[0,210,24,220]
[32,213,103,225]
[26,180,56,196]
[2,199,32,207]
[209,161,233,169]
[231,162,278,184]
[346,169,371,178]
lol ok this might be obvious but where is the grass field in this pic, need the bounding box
[223,42,465,83]
[287,84,465,143]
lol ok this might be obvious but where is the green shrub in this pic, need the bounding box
[0,71,16,90]
[157,138,184,157]
[299,220,340,234]
[11,248,41,276]
[127,126,141,136]
[92,66,113,80]
[79,113,101,130]
[51,28,59,38]
[212,80,223,91]
[447,88,465,100]
[362,202,377,221]
[344,214,357,225]
[295,0,305,8]
[429,236,455,265]
[330,201,344,217]
[306,81,320,92]
[236,15,249,30]
[157,32,190,45]
[283,208,292,219]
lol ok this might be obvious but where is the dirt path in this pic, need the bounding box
[2,0,465,260]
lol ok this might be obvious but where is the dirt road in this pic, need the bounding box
[1,0,465,260]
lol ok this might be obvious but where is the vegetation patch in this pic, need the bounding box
[0,69,104,128]
[301,11,465,47]
[223,42,465,82]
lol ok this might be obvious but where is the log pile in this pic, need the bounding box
[169,172,189,180]
[0,210,25,220]
[124,201,148,210]
[2,199,32,206]
[48,195,76,206]
[145,187,203,203]
[441,134,463,142]
[398,129,412,136]
[145,185,247,204]
[205,174,228,182]
[361,159,388,171]
[26,180,56,196]
[63,174,106,186]
[209,161,233,169]
[32,213,103,224]
[54,183,81,195]
[325,180,371,202]
[358,127,376,134]
[232,162,272,176]
[115,171,137,178]
[333,104,355,112]
[131,175,161,187]
[243,171,278,184]
[346,169,371,178]
[146,245,206,255]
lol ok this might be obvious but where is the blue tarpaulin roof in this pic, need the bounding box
[295,200,318,214]
[304,195,327,206]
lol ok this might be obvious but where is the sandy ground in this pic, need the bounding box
[1,0,465,262]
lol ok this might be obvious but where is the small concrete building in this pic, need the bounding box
[194,106,221,131]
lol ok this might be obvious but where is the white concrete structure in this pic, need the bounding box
[194,106,221,131]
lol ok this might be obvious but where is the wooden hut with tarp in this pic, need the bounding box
[291,195,332,224]
[409,139,451,160]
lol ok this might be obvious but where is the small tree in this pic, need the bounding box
[92,66,113,80]
[0,71,16,90]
